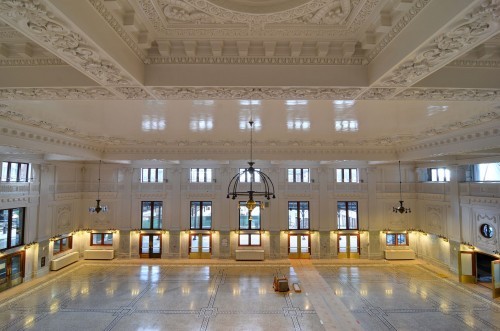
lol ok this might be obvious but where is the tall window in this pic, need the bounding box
[0,208,25,250]
[1,162,30,182]
[239,168,261,183]
[141,201,163,229]
[190,201,212,229]
[337,201,358,230]
[386,233,408,246]
[91,233,113,246]
[53,236,72,255]
[472,163,500,181]
[190,168,213,182]
[288,201,310,230]
[239,202,261,230]
[141,168,164,182]
[288,168,310,183]
[336,168,358,183]
[429,168,450,182]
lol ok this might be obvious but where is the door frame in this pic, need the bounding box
[139,233,162,258]
[189,232,212,259]
[337,232,360,259]
[288,233,311,259]
[0,250,25,292]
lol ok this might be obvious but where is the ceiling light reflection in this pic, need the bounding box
[335,120,358,132]
[427,105,448,116]
[142,115,166,132]
[190,116,213,131]
[194,100,214,106]
[286,100,308,106]
[333,100,355,108]
[287,120,310,131]
[240,100,261,106]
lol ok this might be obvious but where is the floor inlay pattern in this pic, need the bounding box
[0,261,499,330]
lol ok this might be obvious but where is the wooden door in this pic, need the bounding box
[140,234,162,258]
[0,251,25,292]
[189,234,211,259]
[288,234,310,259]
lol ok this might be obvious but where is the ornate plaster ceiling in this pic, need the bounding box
[0,0,499,164]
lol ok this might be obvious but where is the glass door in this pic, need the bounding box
[288,234,310,259]
[492,260,500,299]
[0,251,25,292]
[458,251,476,283]
[337,234,359,259]
[140,234,162,258]
[189,234,211,259]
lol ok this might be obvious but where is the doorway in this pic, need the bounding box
[189,233,211,259]
[288,234,310,259]
[139,234,162,258]
[0,251,25,292]
[337,234,360,259]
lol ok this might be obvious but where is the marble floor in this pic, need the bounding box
[0,259,499,331]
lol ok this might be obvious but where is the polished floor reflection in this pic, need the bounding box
[0,260,498,331]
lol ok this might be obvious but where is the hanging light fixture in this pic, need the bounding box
[227,118,275,219]
[89,160,108,214]
[393,161,411,214]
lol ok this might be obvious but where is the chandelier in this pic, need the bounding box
[227,119,275,218]
[393,161,411,214]
[89,160,108,214]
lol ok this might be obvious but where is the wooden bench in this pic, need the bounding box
[83,249,114,260]
[50,251,79,270]
[384,249,415,260]
[235,249,265,261]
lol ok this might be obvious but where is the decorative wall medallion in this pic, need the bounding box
[480,223,495,238]
[378,1,500,86]
[0,0,136,86]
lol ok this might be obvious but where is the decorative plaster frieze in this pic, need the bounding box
[378,1,500,86]
[87,0,149,64]
[55,193,81,201]
[135,192,168,199]
[0,58,66,66]
[366,0,431,62]
[0,0,136,86]
[396,88,500,101]
[113,87,154,100]
[149,56,365,65]
[460,196,500,206]
[448,59,500,68]
[0,27,24,39]
[0,87,116,100]
[357,88,397,100]
[151,86,363,100]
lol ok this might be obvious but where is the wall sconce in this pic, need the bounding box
[382,228,391,234]
[107,229,119,233]
[493,250,500,255]
[161,229,168,234]
[24,241,38,249]
[438,234,449,242]
[50,235,62,242]
[132,228,142,234]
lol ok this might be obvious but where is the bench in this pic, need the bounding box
[384,249,415,260]
[235,249,265,261]
[50,251,79,270]
[84,249,114,260]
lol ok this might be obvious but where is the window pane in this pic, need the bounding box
[157,169,164,182]
[150,169,156,182]
[303,169,309,182]
[351,169,358,182]
[19,164,29,182]
[92,233,102,245]
[201,202,212,229]
[1,162,7,181]
[288,202,298,229]
[288,169,294,182]
[190,202,200,229]
[348,202,358,229]
[9,163,18,181]
[153,202,162,229]
[337,202,346,229]
[239,234,249,246]
[250,234,261,246]
[104,234,113,245]
[336,169,342,182]
[11,208,23,247]
[142,202,151,229]
[397,234,407,245]
[206,169,212,182]
[343,169,349,182]
[53,240,61,254]
[386,234,396,245]
[431,169,437,181]
[300,201,309,229]
[199,168,205,181]
[141,169,148,182]
[239,202,249,229]
[0,210,8,249]
[250,206,260,229]
[190,169,196,182]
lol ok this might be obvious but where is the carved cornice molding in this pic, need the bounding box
[151,86,363,100]
[0,58,66,66]
[396,88,500,101]
[366,0,431,62]
[148,56,366,65]
[378,1,500,87]
[448,59,500,68]
[87,0,149,64]
[0,0,136,86]
[357,88,397,100]
[114,87,155,100]
[0,87,116,100]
